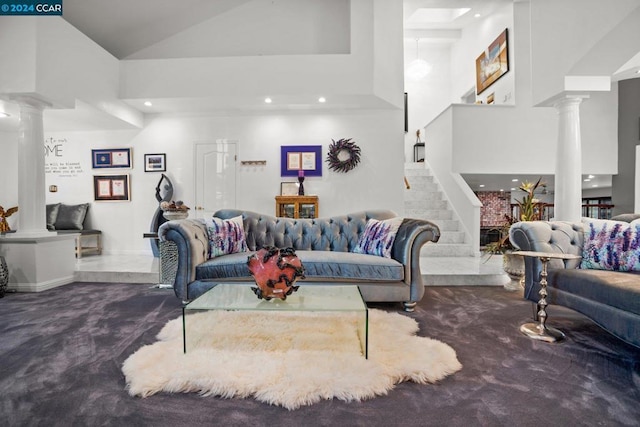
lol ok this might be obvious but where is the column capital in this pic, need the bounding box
[552,94,588,110]
[536,91,589,108]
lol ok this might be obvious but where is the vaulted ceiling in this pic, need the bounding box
[62,0,252,59]
[2,1,634,192]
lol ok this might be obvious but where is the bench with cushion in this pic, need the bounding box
[158,209,440,311]
[46,203,102,258]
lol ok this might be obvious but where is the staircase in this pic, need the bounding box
[404,163,475,257]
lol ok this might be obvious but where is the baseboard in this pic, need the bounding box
[8,275,75,293]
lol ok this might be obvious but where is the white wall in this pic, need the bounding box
[120,0,403,110]
[448,89,618,176]
[373,0,404,107]
[40,110,404,255]
[425,1,619,178]
[403,42,452,162]
[403,2,515,163]
[450,3,515,105]
[0,18,37,94]
[530,0,640,105]
[0,17,142,127]
[0,0,406,256]
[127,0,350,59]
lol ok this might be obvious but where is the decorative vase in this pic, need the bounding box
[0,255,8,298]
[297,176,305,195]
[503,252,525,291]
[247,246,305,301]
[162,210,189,221]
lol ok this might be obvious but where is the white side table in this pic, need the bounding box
[516,251,582,343]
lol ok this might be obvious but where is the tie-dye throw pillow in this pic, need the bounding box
[204,215,248,258]
[353,217,403,258]
[581,219,640,271]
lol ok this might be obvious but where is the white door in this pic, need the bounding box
[194,141,237,219]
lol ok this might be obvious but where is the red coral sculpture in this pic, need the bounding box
[247,246,305,300]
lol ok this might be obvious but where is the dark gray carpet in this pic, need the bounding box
[0,282,638,427]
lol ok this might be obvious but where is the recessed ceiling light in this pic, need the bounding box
[588,174,595,179]
[265,97,272,104]
[318,97,326,103]
[584,178,591,182]
[474,13,481,18]
[499,189,504,192]
[0,112,9,118]
[478,184,485,188]
[144,101,152,107]
[510,187,517,191]
[592,184,598,188]
[511,178,518,182]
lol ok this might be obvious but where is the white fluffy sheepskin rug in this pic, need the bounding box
[122,309,462,410]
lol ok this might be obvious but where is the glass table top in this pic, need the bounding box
[185,284,366,312]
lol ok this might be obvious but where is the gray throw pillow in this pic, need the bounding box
[46,203,61,231]
[610,213,640,223]
[55,203,89,230]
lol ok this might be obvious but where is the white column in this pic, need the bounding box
[13,97,50,236]
[553,96,585,222]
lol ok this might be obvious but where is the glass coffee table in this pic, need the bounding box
[182,284,369,358]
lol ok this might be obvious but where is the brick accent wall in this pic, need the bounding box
[478,191,511,227]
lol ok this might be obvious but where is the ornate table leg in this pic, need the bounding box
[519,256,565,342]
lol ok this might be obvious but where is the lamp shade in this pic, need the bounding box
[407,59,431,81]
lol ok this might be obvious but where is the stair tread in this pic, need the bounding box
[405,163,473,258]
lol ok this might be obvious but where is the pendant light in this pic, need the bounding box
[407,39,431,81]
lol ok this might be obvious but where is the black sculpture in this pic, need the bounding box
[150,173,174,257]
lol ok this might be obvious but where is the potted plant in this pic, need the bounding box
[484,178,546,290]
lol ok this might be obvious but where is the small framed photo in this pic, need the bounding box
[280,182,300,196]
[92,148,132,169]
[93,174,131,201]
[144,153,166,172]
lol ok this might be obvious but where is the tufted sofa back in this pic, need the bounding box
[509,220,584,301]
[509,220,584,269]
[214,209,398,253]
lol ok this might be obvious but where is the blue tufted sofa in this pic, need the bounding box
[158,209,440,311]
[510,220,640,348]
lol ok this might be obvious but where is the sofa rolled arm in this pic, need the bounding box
[392,218,441,304]
[158,219,208,301]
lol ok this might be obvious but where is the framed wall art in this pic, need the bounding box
[144,153,166,172]
[92,148,132,169]
[93,174,131,201]
[280,145,322,177]
[475,28,509,95]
